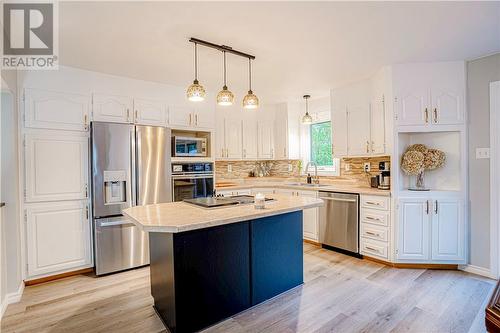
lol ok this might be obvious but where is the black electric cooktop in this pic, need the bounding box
[183,195,273,208]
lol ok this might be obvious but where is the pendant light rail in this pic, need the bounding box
[189,37,256,60]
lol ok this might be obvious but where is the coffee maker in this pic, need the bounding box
[378,161,390,190]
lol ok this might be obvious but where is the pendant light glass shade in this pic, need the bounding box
[243,58,259,109]
[302,94,313,124]
[217,51,234,106]
[186,43,206,102]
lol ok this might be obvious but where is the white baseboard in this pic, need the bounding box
[459,264,497,279]
[0,282,25,321]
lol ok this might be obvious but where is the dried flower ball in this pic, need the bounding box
[401,150,425,175]
[407,144,429,155]
[424,148,446,170]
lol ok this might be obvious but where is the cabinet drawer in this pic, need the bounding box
[361,195,390,211]
[360,238,388,260]
[360,224,388,242]
[360,209,389,227]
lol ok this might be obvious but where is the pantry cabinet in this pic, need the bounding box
[26,201,92,277]
[133,98,167,126]
[92,93,133,123]
[24,88,90,131]
[397,196,465,263]
[24,132,89,203]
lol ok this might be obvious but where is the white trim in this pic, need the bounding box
[489,81,500,279]
[459,264,496,280]
[0,282,24,320]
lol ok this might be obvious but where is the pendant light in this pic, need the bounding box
[302,94,313,124]
[243,58,259,109]
[186,42,206,102]
[216,51,234,106]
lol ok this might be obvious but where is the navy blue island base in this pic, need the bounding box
[149,211,304,333]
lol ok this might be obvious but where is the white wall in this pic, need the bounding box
[1,69,23,317]
[467,53,500,270]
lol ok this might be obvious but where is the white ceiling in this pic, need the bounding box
[59,1,500,104]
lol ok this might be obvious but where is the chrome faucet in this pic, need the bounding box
[305,161,319,184]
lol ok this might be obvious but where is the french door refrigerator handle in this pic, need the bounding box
[131,126,137,207]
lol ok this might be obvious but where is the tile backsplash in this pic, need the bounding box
[215,155,391,185]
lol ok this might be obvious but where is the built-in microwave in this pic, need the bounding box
[172,136,207,157]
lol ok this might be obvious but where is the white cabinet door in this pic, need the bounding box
[396,91,429,126]
[225,118,243,159]
[347,105,371,156]
[242,118,258,159]
[195,105,215,129]
[258,120,274,159]
[24,88,90,131]
[397,198,430,260]
[370,96,385,154]
[169,105,193,127]
[299,190,319,241]
[273,108,288,159]
[431,199,465,261]
[25,132,89,203]
[133,98,166,126]
[26,201,92,277]
[215,118,226,159]
[92,93,132,123]
[431,89,464,125]
[332,107,348,157]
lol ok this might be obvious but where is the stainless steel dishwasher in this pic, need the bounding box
[319,191,359,255]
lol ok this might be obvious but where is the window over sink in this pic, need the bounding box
[308,121,339,175]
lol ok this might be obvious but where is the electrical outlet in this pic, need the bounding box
[363,162,371,172]
[344,163,351,171]
[288,163,293,172]
[227,164,232,172]
[476,147,490,159]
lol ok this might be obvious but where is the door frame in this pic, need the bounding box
[490,80,500,279]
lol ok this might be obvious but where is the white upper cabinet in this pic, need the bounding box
[25,132,89,203]
[397,198,430,261]
[169,105,194,127]
[258,120,274,159]
[24,88,90,132]
[331,106,348,157]
[394,62,465,128]
[215,116,226,159]
[225,118,243,159]
[347,104,371,156]
[92,93,133,123]
[273,106,288,160]
[195,104,215,129]
[242,118,258,159]
[26,201,92,277]
[431,198,464,261]
[370,96,386,154]
[133,98,166,126]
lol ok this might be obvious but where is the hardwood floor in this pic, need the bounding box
[1,243,495,333]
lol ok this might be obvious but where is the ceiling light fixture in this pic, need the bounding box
[243,58,259,109]
[216,51,234,106]
[302,95,313,124]
[186,42,206,102]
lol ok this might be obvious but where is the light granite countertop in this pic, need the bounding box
[123,193,324,233]
[215,179,391,197]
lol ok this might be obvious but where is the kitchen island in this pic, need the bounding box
[123,194,323,333]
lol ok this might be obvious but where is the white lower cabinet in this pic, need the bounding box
[397,196,465,263]
[26,201,92,277]
[276,189,319,242]
[360,195,391,261]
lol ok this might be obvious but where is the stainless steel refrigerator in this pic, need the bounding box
[91,122,171,275]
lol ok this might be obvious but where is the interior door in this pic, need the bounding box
[397,198,430,260]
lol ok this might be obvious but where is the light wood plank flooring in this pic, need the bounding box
[1,243,495,333]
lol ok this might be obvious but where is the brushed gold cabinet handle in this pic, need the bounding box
[366,141,370,153]
[365,231,380,237]
[365,246,379,253]
[189,114,192,126]
[424,108,429,123]
[126,109,130,122]
[195,114,198,126]
[433,108,438,123]
[366,216,380,221]
[83,114,88,130]
[371,141,375,153]
[135,110,138,122]
[366,201,380,206]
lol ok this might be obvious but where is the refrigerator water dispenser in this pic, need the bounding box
[104,170,127,204]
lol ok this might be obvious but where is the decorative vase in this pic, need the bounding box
[410,170,429,191]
